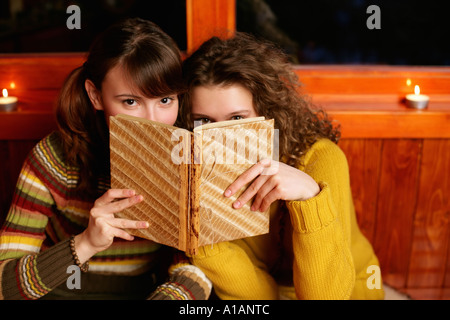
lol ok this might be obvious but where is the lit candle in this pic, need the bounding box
[0,88,18,111]
[405,85,429,109]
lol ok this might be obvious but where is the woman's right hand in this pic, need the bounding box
[74,189,149,263]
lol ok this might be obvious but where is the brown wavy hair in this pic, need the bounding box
[179,32,340,168]
[56,18,184,195]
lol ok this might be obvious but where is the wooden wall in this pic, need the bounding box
[299,66,450,299]
[1,0,449,299]
[340,138,450,299]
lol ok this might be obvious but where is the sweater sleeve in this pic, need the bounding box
[0,148,76,300]
[148,251,212,300]
[0,239,77,299]
[285,139,355,299]
[189,240,279,300]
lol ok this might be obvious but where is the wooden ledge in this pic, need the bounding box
[311,94,450,138]
[294,65,450,138]
[0,53,84,140]
[1,57,449,140]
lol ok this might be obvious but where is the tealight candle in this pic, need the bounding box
[405,85,429,109]
[0,88,18,111]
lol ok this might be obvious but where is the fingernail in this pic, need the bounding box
[135,195,143,202]
[137,221,148,228]
[233,200,240,209]
[129,190,136,196]
[224,189,231,197]
[251,205,256,211]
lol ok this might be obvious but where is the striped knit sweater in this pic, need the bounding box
[0,132,211,300]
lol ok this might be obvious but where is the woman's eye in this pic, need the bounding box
[231,115,244,120]
[194,118,211,126]
[160,97,174,105]
[123,99,137,106]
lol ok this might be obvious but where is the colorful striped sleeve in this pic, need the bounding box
[0,239,76,300]
[1,137,57,258]
[0,135,75,299]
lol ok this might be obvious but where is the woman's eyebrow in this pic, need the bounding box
[114,94,141,99]
[227,110,250,117]
[191,110,250,120]
[191,113,211,118]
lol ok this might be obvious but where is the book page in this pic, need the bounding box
[195,118,274,246]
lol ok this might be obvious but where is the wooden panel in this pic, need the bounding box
[0,111,57,140]
[446,236,450,288]
[1,56,449,140]
[404,288,450,300]
[294,65,450,95]
[339,139,382,243]
[0,54,84,140]
[186,0,236,54]
[407,139,450,288]
[0,53,86,110]
[296,65,450,139]
[325,110,450,139]
[373,139,422,288]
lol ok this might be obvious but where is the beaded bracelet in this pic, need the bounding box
[69,235,89,272]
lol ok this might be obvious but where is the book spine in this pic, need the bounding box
[187,132,201,255]
[177,131,193,253]
[178,161,189,253]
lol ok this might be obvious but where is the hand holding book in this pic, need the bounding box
[75,188,150,264]
[224,159,321,213]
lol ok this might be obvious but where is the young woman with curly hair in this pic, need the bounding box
[179,32,384,300]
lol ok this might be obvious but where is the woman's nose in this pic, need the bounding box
[139,107,156,122]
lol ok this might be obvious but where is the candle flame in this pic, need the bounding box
[2,88,8,98]
[414,85,420,95]
[406,79,412,86]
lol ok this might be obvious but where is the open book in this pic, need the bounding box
[110,114,274,255]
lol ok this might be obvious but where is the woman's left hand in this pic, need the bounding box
[224,159,320,212]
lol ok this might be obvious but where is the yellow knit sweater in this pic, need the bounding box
[190,139,384,300]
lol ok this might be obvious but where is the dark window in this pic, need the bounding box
[0,0,187,53]
[237,0,450,65]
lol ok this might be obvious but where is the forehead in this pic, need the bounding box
[191,84,253,114]
[102,64,140,94]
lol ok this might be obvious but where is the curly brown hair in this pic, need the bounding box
[178,32,340,168]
